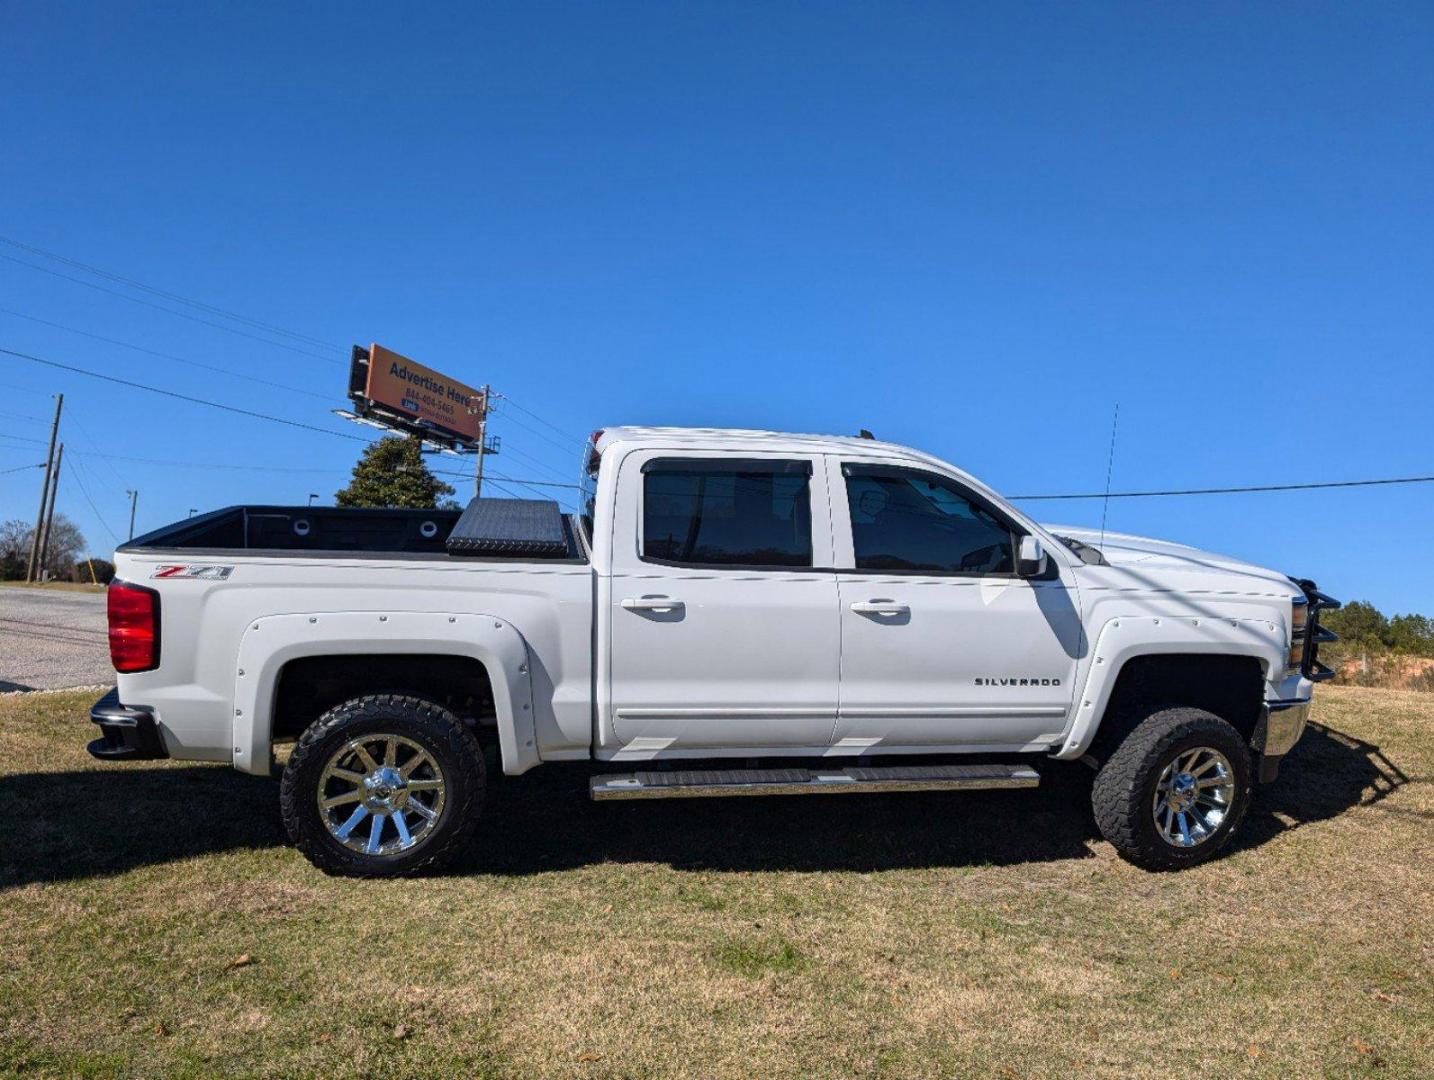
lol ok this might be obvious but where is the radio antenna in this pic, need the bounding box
[1098,403,1120,552]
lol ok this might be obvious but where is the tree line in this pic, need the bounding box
[1322,600,1434,659]
[0,515,113,582]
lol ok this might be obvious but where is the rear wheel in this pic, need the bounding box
[280,694,485,877]
[1092,706,1252,871]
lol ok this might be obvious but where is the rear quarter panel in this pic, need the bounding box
[113,551,592,773]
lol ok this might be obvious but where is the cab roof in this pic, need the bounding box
[593,425,943,465]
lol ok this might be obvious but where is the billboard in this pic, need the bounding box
[349,344,486,446]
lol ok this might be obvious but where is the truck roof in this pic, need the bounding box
[595,425,945,464]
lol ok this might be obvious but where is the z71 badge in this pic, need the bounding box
[151,565,234,580]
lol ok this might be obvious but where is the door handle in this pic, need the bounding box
[850,600,909,617]
[621,596,684,613]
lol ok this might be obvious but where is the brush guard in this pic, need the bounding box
[1291,578,1341,682]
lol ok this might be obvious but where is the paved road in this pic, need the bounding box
[0,587,113,692]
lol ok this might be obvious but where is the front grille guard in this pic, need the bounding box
[1291,578,1341,682]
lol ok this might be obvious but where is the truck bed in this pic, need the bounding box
[121,501,585,560]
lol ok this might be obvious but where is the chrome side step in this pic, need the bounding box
[589,763,1040,801]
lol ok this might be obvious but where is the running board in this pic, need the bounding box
[589,763,1040,801]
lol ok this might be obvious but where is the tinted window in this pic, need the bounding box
[845,464,1014,574]
[579,446,599,542]
[643,460,812,567]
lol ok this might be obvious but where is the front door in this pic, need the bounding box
[833,460,1081,751]
[606,452,839,751]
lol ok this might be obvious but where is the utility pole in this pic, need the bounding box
[36,442,63,581]
[473,384,491,499]
[26,393,63,582]
[126,490,139,540]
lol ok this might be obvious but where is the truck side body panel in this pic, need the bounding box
[108,427,1319,783]
[113,552,592,775]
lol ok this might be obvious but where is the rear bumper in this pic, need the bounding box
[88,687,168,761]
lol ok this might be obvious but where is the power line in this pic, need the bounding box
[481,478,524,500]
[435,469,577,509]
[0,381,51,396]
[1,462,44,475]
[497,439,577,481]
[0,253,342,365]
[65,411,130,489]
[494,394,585,444]
[432,468,579,490]
[0,408,46,423]
[65,456,122,544]
[1010,475,1434,500]
[1,345,368,443]
[66,449,342,474]
[9,330,1424,506]
[490,406,586,456]
[0,306,332,400]
[0,235,345,353]
[510,484,577,511]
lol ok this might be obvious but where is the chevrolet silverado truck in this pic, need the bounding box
[90,426,1338,876]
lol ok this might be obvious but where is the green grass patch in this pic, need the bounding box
[711,935,807,976]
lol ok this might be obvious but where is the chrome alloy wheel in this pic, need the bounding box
[1152,746,1236,849]
[317,735,446,857]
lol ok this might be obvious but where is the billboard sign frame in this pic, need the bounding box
[346,344,486,450]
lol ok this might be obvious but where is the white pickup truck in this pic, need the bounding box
[91,426,1338,876]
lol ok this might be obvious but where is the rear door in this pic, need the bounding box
[605,450,839,750]
[832,458,1082,751]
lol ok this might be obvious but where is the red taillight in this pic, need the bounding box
[586,429,605,476]
[108,582,160,673]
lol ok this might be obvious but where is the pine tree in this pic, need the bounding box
[334,436,457,509]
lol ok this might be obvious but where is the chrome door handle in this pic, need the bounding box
[850,600,909,616]
[621,596,684,613]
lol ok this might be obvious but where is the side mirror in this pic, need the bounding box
[1017,535,1047,578]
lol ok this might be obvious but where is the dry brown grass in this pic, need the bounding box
[1,686,1430,1078]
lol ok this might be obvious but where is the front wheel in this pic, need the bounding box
[280,694,485,877]
[1092,706,1252,871]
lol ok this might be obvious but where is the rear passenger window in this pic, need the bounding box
[642,459,813,568]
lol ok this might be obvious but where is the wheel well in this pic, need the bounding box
[1092,654,1265,757]
[271,654,496,743]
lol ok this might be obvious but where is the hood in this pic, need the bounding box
[1044,525,1297,594]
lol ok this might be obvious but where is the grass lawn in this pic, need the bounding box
[1,686,1429,1078]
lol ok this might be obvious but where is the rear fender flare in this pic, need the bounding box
[232,611,536,777]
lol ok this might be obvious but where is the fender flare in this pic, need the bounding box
[231,610,537,777]
[1052,614,1285,760]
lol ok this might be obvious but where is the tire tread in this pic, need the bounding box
[279,693,485,877]
[1091,705,1251,871]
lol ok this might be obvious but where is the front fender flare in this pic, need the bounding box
[1052,614,1285,760]
[231,611,537,777]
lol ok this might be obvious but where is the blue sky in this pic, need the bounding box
[2,3,1431,613]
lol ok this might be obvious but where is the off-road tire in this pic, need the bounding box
[1092,706,1252,871]
[280,693,485,877]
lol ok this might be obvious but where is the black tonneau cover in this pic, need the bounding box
[446,498,569,557]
